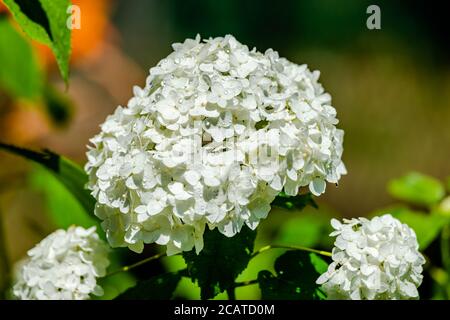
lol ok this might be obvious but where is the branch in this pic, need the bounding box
[106,252,169,277]
[251,244,332,259]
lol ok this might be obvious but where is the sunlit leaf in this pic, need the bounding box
[29,166,96,229]
[388,172,445,207]
[276,214,328,248]
[0,17,43,99]
[96,270,136,300]
[89,248,137,300]
[160,255,201,299]
[0,143,95,216]
[3,0,72,83]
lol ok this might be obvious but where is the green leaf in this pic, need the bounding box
[29,166,97,229]
[3,0,72,83]
[160,254,201,299]
[258,251,328,300]
[276,214,328,248]
[115,272,181,300]
[388,172,445,207]
[436,196,450,218]
[272,192,318,211]
[0,143,95,216]
[183,226,256,300]
[96,270,136,300]
[94,250,136,300]
[390,207,449,250]
[0,17,43,99]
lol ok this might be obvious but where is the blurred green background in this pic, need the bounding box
[0,0,449,299]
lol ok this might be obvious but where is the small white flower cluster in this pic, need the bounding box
[13,226,109,300]
[317,214,425,300]
[85,34,346,255]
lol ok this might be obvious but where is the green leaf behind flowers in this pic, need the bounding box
[183,226,256,299]
[388,172,445,207]
[258,251,328,300]
[115,272,182,300]
[272,192,318,211]
[0,143,95,217]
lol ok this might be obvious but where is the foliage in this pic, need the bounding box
[391,207,448,250]
[0,17,43,99]
[28,166,134,299]
[2,142,449,300]
[0,143,95,217]
[115,272,181,300]
[275,211,332,248]
[258,251,328,300]
[3,0,72,83]
[0,0,449,301]
[0,7,73,125]
[29,166,97,230]
[183,227,256,299]
[379,172,450,299]
[272,192,318,211]
[388,172,445,207]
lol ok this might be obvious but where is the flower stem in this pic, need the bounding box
[106,252,168,277]
[228,245,331,294]
[234,279,258,288]
[251,244,332,259]
[226,288,236,300]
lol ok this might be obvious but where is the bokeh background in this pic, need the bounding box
[0,0,449,299]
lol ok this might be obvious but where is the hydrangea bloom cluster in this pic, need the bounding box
[316,214,425,300]
[85,34,346,255]
[13,226,109,300]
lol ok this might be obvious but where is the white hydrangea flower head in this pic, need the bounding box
[317,214,425,300]
[85,34,346,255]
[13,226,109,300]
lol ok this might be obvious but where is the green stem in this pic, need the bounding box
[106,252,167,277]
[251,244,332,259]
[226,288,236,300]
[227,245,332,294]
[234,279,258,288]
